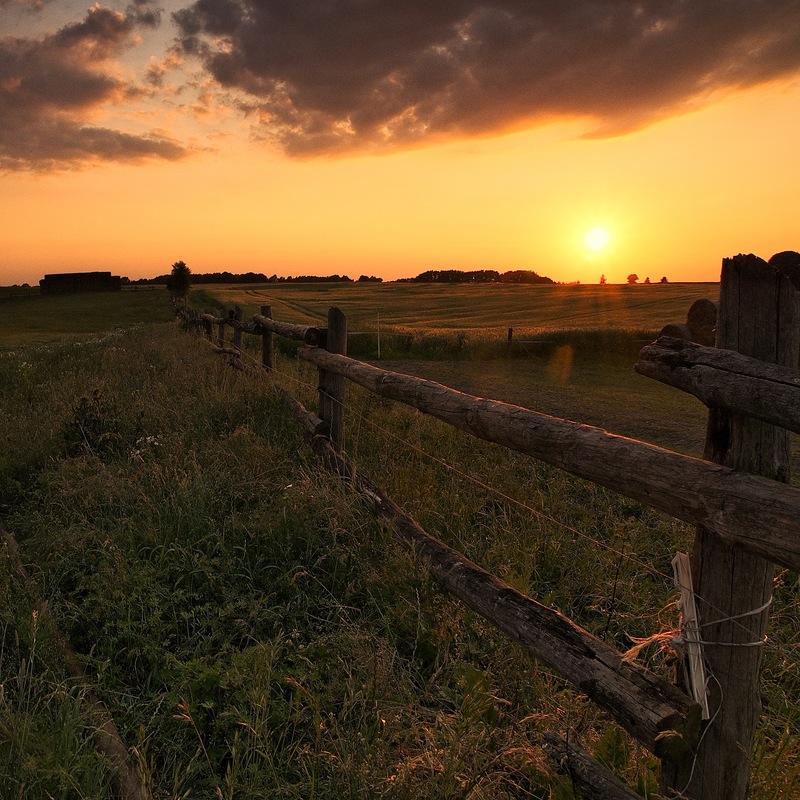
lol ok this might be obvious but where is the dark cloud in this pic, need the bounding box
[0,122,185,172]
[127,0,162,29]
[0,1,54,9]
[173,0,800,155]
[0,2,185,171]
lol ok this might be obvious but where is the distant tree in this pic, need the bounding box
[411,268,554,285]
[644,276,651,284]
[660,276,668,283]
[627,273,639,284]
[284,274,353,283]
[599,274,606,285]
[166,260,191,304]
[498,269,554,284]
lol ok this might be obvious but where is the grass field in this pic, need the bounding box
[0,287,172,347]
[0,283,797,798]
[199,280,720,335]
[191,281,717,457]
[0,280,720,346]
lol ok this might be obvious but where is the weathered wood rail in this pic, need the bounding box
[177,251,800,800]
[636,336,800,436]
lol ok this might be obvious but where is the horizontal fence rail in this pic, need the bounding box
[636,335,800,435]
[252,314,323,345]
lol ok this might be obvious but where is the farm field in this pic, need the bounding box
[196,280,718,456]
[200,280,721,336]
[0,286,172,346]
[0,282,797,797]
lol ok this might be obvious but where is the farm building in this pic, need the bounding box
[39,271,122,294]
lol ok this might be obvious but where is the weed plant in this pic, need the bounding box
[0,314,797,798]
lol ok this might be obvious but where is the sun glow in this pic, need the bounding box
[586,227,610,251]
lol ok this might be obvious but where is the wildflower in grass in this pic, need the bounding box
[129,435,161,462]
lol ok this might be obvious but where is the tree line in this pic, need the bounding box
[400,269,554,284]
[150,266,558,290]
[135,271,387,286]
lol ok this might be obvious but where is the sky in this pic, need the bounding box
[2,0,799,286]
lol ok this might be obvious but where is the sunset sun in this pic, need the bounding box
[586,227,610,252]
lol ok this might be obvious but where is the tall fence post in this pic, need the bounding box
[260,305,273,371]
[662,254,800,799]
[216,312,226,348]
[327,307,347,450]
[317,307,347,450]
[232,306,243,354]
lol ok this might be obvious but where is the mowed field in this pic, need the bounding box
[0,280,720,344]
[200,280,720,335]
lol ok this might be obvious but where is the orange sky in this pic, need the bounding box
[2,2,799,286]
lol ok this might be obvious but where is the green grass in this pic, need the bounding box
[0,287,172,347]
[0,327,583,798]
[0,284,797,798]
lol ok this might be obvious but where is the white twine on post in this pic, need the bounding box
[672,553,710,720]
[693,595,772,647]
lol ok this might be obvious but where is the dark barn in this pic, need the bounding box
[39,271,122,294]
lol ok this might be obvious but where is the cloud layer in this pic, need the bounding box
[0,1,185,171]
[173,0,800,155]
[4,1,800,170]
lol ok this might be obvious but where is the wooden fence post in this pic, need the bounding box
[203,312,212,342]
[261,305,273,371]
[216,312,226,348]
[232,306,243,353]
[317,328,329,432]
[662,254,800,799]
[318,307,347,450]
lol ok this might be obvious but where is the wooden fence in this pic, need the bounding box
[177,252,800,800]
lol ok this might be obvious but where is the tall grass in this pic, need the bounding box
[0,324,574,797]
[0,301,796,797]
[341,326,659,362]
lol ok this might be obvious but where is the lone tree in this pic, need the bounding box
[627,273,639,284]
[166,260,191,305]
